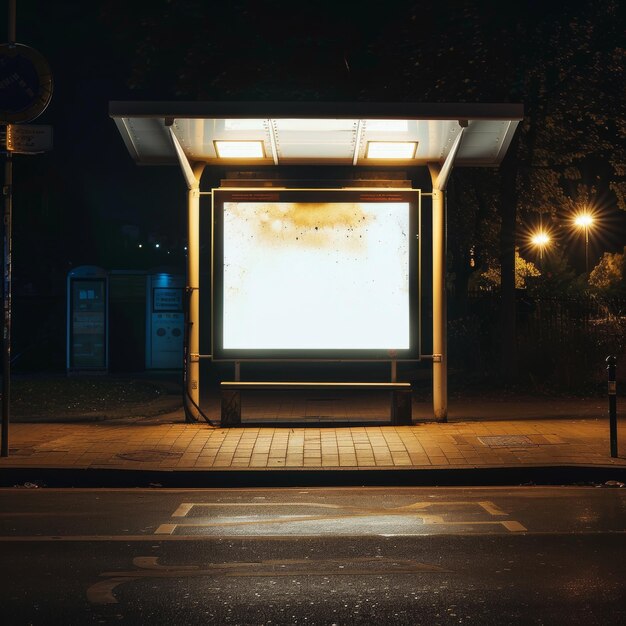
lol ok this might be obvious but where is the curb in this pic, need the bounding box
[2,465,625,489]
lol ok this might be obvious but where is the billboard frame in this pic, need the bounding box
[211,187,421,362]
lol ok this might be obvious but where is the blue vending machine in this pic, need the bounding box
[146,272,185,369]
[66,266,108,373]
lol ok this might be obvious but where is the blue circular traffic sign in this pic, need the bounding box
[0,43,53,123]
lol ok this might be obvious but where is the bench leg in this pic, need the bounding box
[221,390,241,427]
[391,389,412,425]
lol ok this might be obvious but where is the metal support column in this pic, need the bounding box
[430,183,447,421]
[168,126,205,419]
[187,183,202,417]
[427,122,466,422]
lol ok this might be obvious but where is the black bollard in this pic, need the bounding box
[606,356,617,458]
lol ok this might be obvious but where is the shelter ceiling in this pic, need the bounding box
[110,102,522,167]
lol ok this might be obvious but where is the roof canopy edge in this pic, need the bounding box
[109,101,523,121]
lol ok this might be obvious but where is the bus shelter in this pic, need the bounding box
[110,102,522,422]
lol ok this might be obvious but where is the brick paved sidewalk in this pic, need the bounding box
[1,414,624,472]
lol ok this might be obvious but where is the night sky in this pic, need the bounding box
[3,0,626,294]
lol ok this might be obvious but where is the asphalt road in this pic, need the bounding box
[0,486,625,625]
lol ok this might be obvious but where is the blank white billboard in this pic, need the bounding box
[212,189,419,359]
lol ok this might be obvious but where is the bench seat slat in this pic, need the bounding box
[220,381,410,391]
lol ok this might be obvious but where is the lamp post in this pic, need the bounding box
[574,213,594,274]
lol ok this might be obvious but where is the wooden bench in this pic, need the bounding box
[220,381,412,427]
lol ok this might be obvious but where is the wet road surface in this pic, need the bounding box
[0,486,625,624]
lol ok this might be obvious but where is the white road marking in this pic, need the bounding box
[171,500,510,516]
[171,503,194,517]
[156,513,446,530]
[423,520,527,531]
[133,556,199,570]
[155,524,177,535]
[157,499,523,534]
[86,577,137,605]
[478,501,508,516]
[392,501,507,515]
[171,502,348,512]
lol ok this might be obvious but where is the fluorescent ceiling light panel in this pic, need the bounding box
[274,119,357,132]
[214,140,265,158]
[365,120,409,132]
[223,119,267,131]
[366,141,418,159]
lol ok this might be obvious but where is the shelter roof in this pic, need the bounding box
[109,101,522,167]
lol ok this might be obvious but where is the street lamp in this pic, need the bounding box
[574,213,594,273]
[531,231,551,264]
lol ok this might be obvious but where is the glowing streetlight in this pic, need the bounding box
[531,231,551,261]
[574,213,594,273]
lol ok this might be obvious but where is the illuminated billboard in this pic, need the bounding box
[212,188,420,360]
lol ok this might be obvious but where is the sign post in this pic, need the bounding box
[2,145,11,457]
[1,0,53,457]
[607,356,618,458]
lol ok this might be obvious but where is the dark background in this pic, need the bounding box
[2,0,625,386]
